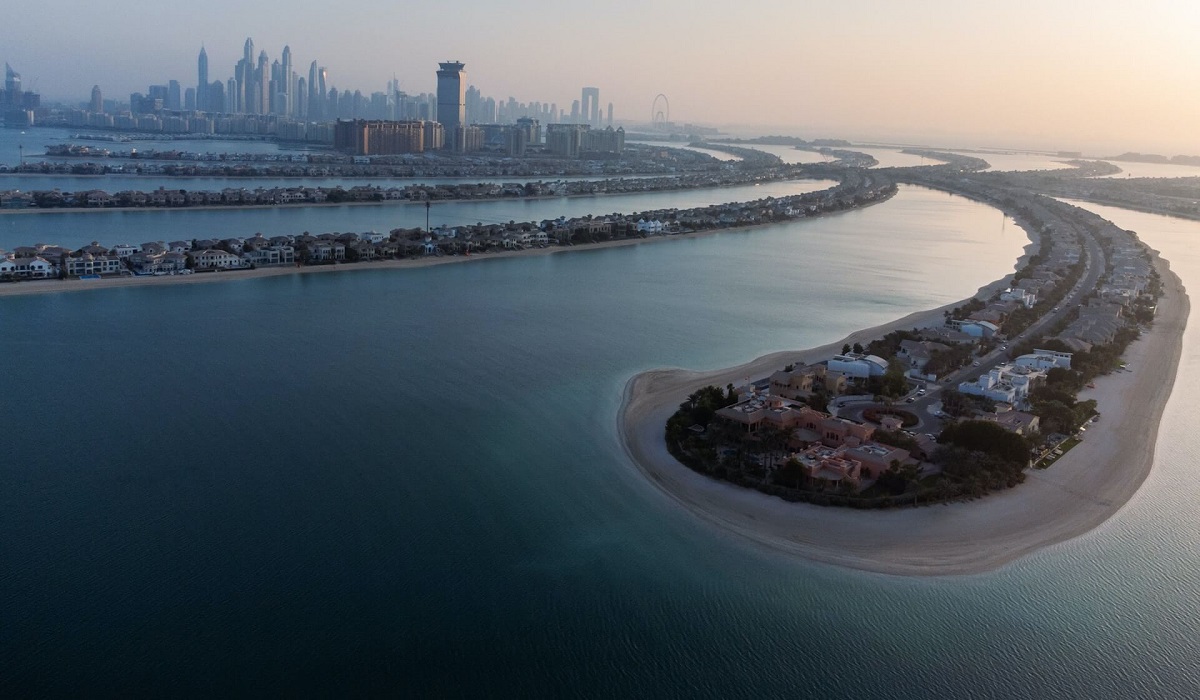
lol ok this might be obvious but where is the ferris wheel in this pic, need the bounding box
[651,94,670,130]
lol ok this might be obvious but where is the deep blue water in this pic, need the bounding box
[4,186,1200,697]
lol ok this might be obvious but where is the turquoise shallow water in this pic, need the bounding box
[3,185,1199,696]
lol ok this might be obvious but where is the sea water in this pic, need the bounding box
[8,187,1200,696]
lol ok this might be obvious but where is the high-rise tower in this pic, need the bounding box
[318,67,328,116]
[257,51,269,115]
[297,77,307,119]
[90,85,103,113]
[4,63,21,105]
[436,61,466,133]
[281,45,293,116]
[238,37,254,113]
[197,46,208,111]
[307,61,320,120]
[581,87,599,126]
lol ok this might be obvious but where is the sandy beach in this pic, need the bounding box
[617,251,1187,577]
[0,230,778,298]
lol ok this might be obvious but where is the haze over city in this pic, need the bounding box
[3,0,1198,153]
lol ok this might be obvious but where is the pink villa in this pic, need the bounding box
[715,394,911,486]
[716,395,872,447]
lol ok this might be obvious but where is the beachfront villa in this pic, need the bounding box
[715,394,879,450]
[0,256,56,278]
[898,339,951,371]
[979,410,1041,436]
[958,363,1047,405]
[768,363,850,399]
[947,318,1000,338]
[63,252,124,277]
[189,249,246,270]
[920,326,978,345]
[1015,349,1073,371]
[793,445,864,487]
[716,394,913,487]
[827,353,889,379]
[1000,287,1038,308]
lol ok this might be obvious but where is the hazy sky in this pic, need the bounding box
[4,0,1198,153]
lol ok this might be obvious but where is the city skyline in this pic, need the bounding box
[2,0,1199,153]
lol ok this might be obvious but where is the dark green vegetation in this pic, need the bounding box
[923,343,975,377]
[665,384,1037,508]
[940,388,996,417]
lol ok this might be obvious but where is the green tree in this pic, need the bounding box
[939,420,1030,464]
[881,358,909,398]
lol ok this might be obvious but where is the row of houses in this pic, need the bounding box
[2,175,898,281]
[1054,227,1155,351]
[0,161,816,210]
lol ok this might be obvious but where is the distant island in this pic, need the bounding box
[1102,152,1200,167]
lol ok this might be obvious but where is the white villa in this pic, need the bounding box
[1015,349,1073,371]
[827,353,888,379]
[958,364,1047,405]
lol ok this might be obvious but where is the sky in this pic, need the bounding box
[4,0,1199,154]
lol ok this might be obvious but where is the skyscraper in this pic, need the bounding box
[257,51,269,115]
[436,61,466,134]
[281,45,293,117]
[5,63,20,93]
[238,37,254,113]
[90,85,103,113]
[270,59,281,112]
[297,77,307,119]
[318,67,328,117]
[307,61,320,120]
[197,46,208,111]
[581,87,599,126]
[210,80,226,113]
[3,63,21,106]
[168,80,181,111]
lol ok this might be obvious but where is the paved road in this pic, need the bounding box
[865,196,1108,434]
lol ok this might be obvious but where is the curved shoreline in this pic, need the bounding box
[617,245,1187,576]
